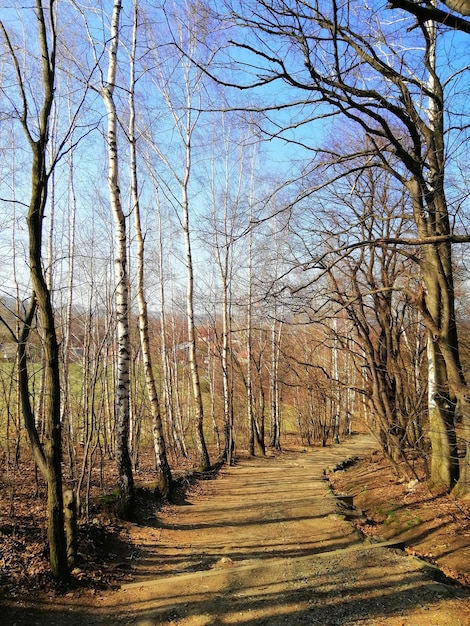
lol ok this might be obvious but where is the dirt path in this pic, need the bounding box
[3,435,470,625]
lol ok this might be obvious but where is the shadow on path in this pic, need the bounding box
[2,434,469,625]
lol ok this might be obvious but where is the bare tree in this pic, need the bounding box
[314,163,427,475]
[245,137,266,455]
[100,0,134,515]
[142,1,214,471]
[216,0,470,496]
[205,112,251,463]
[128,0,172,498]
[0,0,69,579]
[155,186,188,460]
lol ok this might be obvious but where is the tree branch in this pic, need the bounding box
[388,0,470,33]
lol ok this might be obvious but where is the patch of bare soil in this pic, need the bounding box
[1,437,470,625]
[328,449,470,590]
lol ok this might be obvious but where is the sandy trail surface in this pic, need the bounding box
[3,435,470,625]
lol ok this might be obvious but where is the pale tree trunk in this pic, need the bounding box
[221,275,235,463]
[180,66,210,471]
[209,117,240,464]
[129,0,172,499]
[267,218,285,451]
[205,321,222,454]
[143,29,210,472]
[0,1,68,580]
[156,195,187,459]
[421,14,457,490]
[102,0,134,516]
[246,144,265,456]
[247,223,256,456]
[183,164,211,471]
[178,65,211,470]
[61,134,78,479]
[269,313,282,450]
[214,226,235,463]
[266,216,284,451]
[331,317,341,443]
[344,328,354,437]
[150,98,211,470]
[144,2,213,471]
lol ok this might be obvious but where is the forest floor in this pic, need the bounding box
[1,433,470,625]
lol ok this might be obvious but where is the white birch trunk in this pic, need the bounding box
[61,137,78,477]
[129,0,172,498]
[182,157,210,470]
[180,71,210,470]
[156,198,187,458]
[102,0,134,515]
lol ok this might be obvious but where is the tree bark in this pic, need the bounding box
[1,1,69,580]
[129,0,172,499]
[183,184,211,471]
[102,0,134,517]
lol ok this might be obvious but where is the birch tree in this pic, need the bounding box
[206,113,249,463]
[245,139,266,455]
[100,0,134,515]
[143,1,213,471]
[155,186,188,459]
[129,0,172,498]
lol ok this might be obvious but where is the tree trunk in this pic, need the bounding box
[102,0,134,517]
[156,199,187,459]
[182,113,210,472]
[427,337,460,489]
[184,198,211,471]
[269,317,282,450]
[0,1,69,580]
[221,283,235,463]
[129,0,172,499]
[63,489,77,568]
